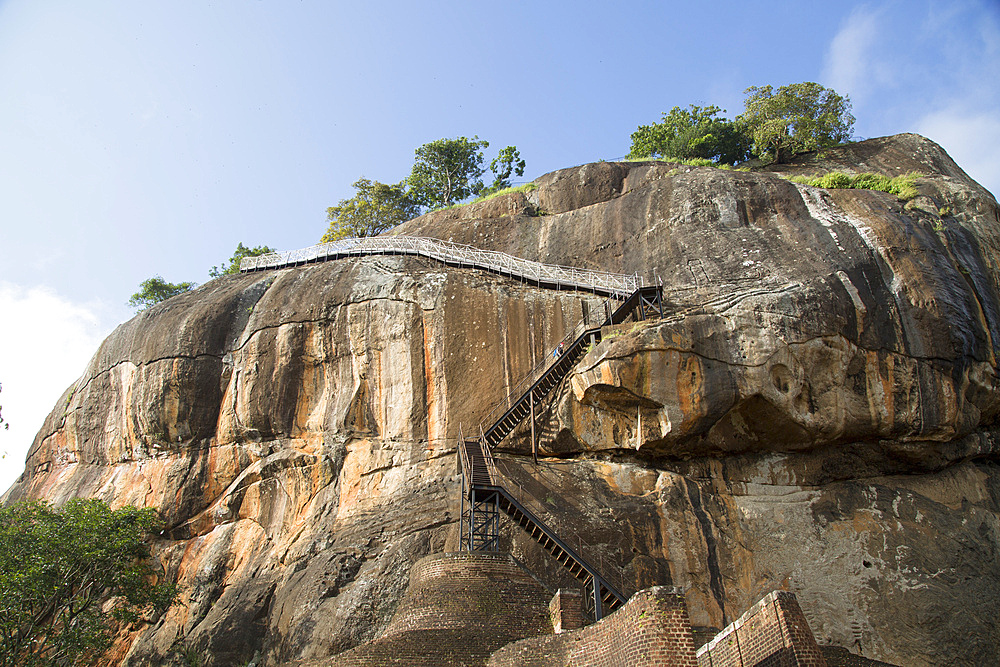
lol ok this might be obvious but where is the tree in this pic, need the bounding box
[128,276,195,311]
[408,136,489,209]
[0,499,177,666]
[736,82,855,164]
[629,105,750,165]
[321,178,420,243]
[483,145,526,195]
[209,242,276,277]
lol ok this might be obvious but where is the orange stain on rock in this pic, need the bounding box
[423,315,439,445]
[677,354,704,431]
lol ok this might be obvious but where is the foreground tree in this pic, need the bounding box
[128,276,195,311]
[210,242,275,277]
[321,178,420,242]
[629,105,750,164]
[0,499,177,666]
[736,82,855,163]
[408,136,489,209]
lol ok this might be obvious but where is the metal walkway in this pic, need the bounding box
[239,235,643,298]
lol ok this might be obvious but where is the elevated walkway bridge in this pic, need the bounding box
[239,235,644,298]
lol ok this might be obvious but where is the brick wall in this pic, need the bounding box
[329,552,553,666]
[549,589,583,633]
[487,586,699,667]
[695,591,828,667]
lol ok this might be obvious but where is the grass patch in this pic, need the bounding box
[787,171,922,200]
[469,182,538,205]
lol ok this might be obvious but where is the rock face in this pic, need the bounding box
[5,134,1000,666]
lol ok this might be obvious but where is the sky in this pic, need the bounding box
[1,0,998,492]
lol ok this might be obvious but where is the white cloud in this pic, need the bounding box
[823,6,884,102]
[916,108,1000,198]
[820,1,1000,198]
[0,283,111,494]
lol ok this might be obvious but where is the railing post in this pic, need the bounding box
[530,391,537,464]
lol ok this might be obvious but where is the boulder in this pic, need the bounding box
[5,134,999,666]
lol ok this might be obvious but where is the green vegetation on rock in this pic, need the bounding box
[321,138,528,239]
[128,275,195,311]
[484,145,526,196]
[408,136,491,209]
[787,171,921,199]
[469,182,538,205]
[628,104,750,165]
[0,499,177,666]
[321,178,420,242]
[736,82,855,164]
[130,241,273,311]
[210,243,276,277]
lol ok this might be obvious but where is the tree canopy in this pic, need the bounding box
[629,105,750,165]
[408,136,490,209]
[128,276,195,311]
[736,82,855,163]
[484,145,526,195]
[0,499,177,666]
[210,242,276,277]
[321,178,420,242]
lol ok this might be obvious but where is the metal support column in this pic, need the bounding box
[530,391,537,464]
[463,488,501,552]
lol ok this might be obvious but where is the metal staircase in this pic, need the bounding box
[460,282,663,622]
[479,285,663,449]
[459,434,628,620]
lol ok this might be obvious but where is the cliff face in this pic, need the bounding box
[5,134,1000,666]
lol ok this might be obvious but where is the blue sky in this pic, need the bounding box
[1,0,998,490]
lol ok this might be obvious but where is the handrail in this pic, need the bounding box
[479,425,499,484]
[239,235,642,297]
[494,485,627,606]
[477,293,621,440]
[478,287,659,446]
[491,457,634,605]
[458,425,470,495]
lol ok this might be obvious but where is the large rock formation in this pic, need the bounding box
[5,134,999,666]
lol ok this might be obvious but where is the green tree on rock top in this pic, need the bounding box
[128,276,195,311]
[736,82,855,164]
[482,145,526,196]
[629,105,750,165]
[408,136,490,209]
[321,177,420,242]
[210,242,276,277]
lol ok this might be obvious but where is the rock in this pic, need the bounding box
[4,134,999,666]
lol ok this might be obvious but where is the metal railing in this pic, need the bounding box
[492,454,635,606]
[239,236,643,297]
[457,430,634,615]
[477,292,626,439]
